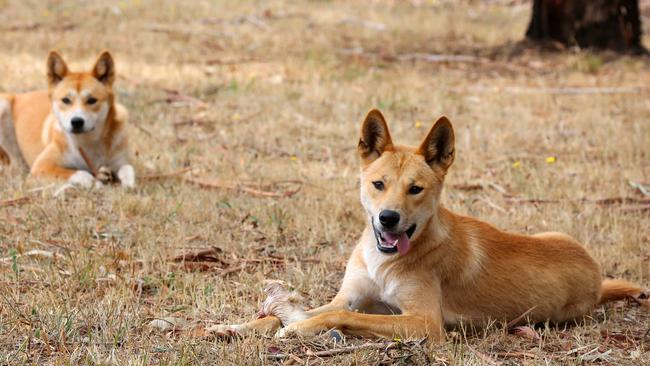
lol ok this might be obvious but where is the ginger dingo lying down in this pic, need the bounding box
[0,51,134,190]
[211,109,645,340]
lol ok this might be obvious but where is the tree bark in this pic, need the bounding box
[526,0,646,53]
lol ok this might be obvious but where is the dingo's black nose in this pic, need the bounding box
[71,117,85,131]
[379,210,400,227]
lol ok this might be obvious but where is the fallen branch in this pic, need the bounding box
[504,197,559,204]
[398,52,481,63]
[506,306,538,328]
[170,247,225,263]
[338,48,528,73]
[467,346,502,366]
[1,23,77,32]
[267,341,398,360]
[451,183,483,191]
[591,197,650,205]
[0,196,32,208]
[183,177,301,198]
[501,196,650,207]
[496,352,540,359]
[620,205,650,213]
[266,253,321,263]
[0,249,65,263]
[140,167,194,182]
[452,182,508,194]
[156,88,207,107]
[205,58,263,66]
[455,85,648,95]
[78,147,97,176]
[172,119,212,127]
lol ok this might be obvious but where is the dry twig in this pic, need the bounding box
[506,306,538,328]
[78,147,97,176]
[140,167,194,181]
[267,341,399,360]
[0,196,32,208]
[183,177,302,198]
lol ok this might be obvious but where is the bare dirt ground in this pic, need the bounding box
[1,1,649,364]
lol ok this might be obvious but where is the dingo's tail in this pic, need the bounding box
[598,279,644,304]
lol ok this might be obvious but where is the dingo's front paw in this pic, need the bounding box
[274,319,326,339]
[117,164,135,188]
[54,170,97,196]
[69,170,96,187]
[207,324,243,338]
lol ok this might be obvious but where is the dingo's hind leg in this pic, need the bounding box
[0,97,24,168]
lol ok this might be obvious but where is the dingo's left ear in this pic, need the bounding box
[92,51,115,85]
[418,116,455,171]
[358,109,394,165]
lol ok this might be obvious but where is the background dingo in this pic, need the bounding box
[210,110,645,340]
[0,51,134,191]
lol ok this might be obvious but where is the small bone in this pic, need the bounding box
[96,166,114,184]
[260,281,308,326]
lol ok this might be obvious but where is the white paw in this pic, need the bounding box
[274,327,289,338]
[53,170,97,197]
[117,164,135,188]
[273,323,309,338]
[69,170,96,188]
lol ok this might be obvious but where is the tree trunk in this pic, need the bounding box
[526,0,646,53]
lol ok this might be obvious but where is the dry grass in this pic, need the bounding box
[1,0,649,365]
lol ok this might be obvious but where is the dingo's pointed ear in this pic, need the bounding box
[418,116,455,171]
[358,109,394,165]
[92,51,115,85]
[47,51,68,86]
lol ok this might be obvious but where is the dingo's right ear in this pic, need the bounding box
[418,116,455,172]
[47,51,68,86]
[92,51,115,86]
[358,109,394,166]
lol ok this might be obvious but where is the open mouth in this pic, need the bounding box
[372,219,416,255]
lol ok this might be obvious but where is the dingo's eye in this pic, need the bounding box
[408,185,423,195]
[61,97,72,105]
[86,97,97,105]
[372,181,384,191]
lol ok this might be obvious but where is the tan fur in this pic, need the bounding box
[0,51,134,188]
[212,109,645,340]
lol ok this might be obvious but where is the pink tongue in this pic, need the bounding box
[383,232,411,255]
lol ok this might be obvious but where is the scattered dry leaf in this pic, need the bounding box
[510,326,540,340]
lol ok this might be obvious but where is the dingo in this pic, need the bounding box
[0,51,134,190]
[211,109,644,340]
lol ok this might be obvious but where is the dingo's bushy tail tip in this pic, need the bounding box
[599,279,644,304]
